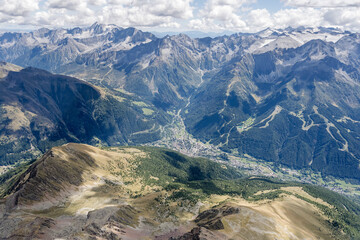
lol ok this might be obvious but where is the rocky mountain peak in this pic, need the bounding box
[89,22,122,35]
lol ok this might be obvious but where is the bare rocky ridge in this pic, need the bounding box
[0,143,356,239]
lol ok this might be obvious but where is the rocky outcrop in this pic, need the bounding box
[172,227,219,240]
[195,206,240,230]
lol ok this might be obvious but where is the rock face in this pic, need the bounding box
[2,25,360,180]
[173,227,220,240]
[0,143,356,239]
[194,206,240,230]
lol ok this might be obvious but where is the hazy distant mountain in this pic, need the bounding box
[152,30,235,38]
[2,24,360,181]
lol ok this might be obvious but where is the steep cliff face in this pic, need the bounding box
[1,143,359,239]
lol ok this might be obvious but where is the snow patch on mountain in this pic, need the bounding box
[335,69,360,87]
[254,36,302,54]
[290,31,345,44]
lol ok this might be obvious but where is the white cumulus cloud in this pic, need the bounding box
[323,8,360,29]
[192,0,252,31]
[246,8,273,30]
[282,0,360,8]
[1,0,360,33]
[273,7,324,29]
[0,0,40,16]
[108,0,194,19]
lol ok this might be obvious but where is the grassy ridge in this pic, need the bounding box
[301,185,360,238]
[1,145,360,238]
[0,159,36,196]
[134,146,242,184]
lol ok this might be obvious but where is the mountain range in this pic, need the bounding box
[1,23,360,182]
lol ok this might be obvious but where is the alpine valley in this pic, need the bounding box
[1,23,360,239]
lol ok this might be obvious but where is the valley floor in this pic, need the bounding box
[148,110,360,200]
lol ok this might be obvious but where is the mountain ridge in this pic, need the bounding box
[0,64,167,165]
[0,143,359,239]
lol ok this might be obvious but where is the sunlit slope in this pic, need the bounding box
[0,143,359,239]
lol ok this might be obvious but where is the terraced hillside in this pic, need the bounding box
[0,143,359,239]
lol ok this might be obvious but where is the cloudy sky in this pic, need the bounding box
[1,0,360,33]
